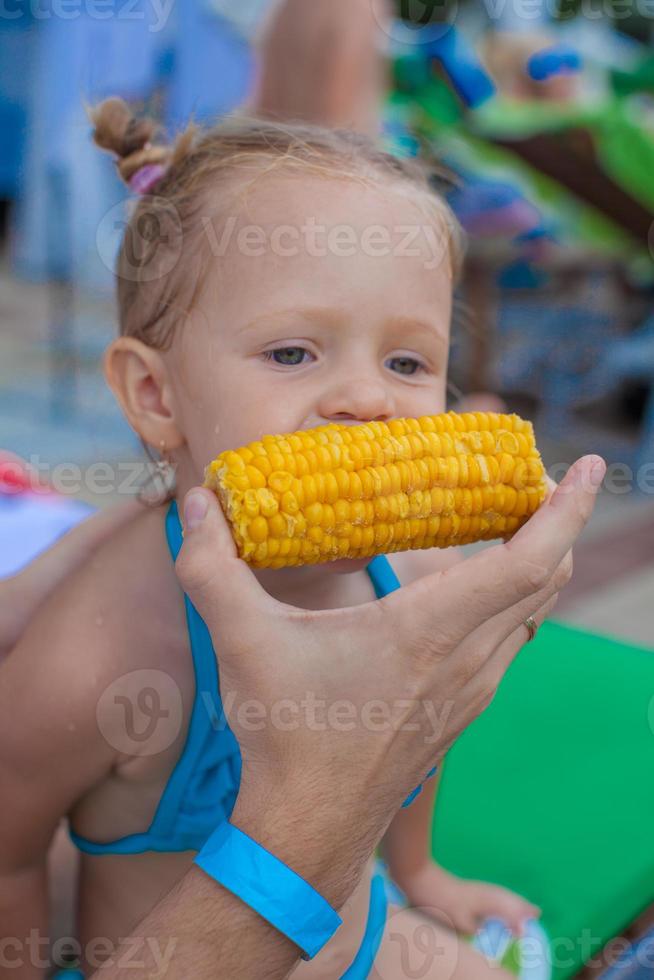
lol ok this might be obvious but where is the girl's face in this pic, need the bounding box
[168,172,454,505]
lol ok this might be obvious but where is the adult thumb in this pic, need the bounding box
[174,487,270,631]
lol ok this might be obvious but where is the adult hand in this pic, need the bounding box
[174,454,605,909]
[89,455,603,980]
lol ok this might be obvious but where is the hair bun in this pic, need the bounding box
[87,96,169,183]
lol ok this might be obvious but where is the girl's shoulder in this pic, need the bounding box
[18,502,190,686]
[82,502,190,672]
[0,504,192,850]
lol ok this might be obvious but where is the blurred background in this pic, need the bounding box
[1,0,653,644]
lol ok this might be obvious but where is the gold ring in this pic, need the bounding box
[524,615,538,643]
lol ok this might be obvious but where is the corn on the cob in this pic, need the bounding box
[203,411,547,569]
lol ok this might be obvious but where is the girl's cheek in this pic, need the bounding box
[175,310,217,396]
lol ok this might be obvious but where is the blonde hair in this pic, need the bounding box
[88,97,465,353]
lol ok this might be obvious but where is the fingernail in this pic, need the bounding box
[184,491,209,531]
[589,458,605,488]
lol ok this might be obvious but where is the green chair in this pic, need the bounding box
[433,620,654,979]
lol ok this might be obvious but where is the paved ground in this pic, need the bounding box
[1,263,652,650]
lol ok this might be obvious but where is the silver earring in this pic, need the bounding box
[137,440,178,504]
[155,440,177,490]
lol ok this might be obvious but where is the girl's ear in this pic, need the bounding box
[103,337,185,452]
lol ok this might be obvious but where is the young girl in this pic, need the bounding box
[0,100,539,979]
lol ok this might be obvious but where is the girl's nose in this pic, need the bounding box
[318,380,394,424]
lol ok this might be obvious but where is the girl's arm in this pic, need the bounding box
[0,565,123,978]
[381,767,540,937]
[381,769,441,882]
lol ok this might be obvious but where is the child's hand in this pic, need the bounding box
[394,862,540,938]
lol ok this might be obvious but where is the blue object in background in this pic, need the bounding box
[528,44,583,82]
[497,259,550,292]
[9,4,169,287]
[5,0,254,289]
[426,28,496,109]
[0,20,32,199]
[165,0,253,134]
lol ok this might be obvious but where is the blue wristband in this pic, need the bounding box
[194,822,343,960]
[401,765,439,808]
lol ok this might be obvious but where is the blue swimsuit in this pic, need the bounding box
[69,499,403,977]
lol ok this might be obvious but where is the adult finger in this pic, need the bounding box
[174,488,277,634]
[455,541,571,671]
[384,455,603,651]
[452,588,559,688]
[464,591,560,705]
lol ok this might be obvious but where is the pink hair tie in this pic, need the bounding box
[129,163,167,195]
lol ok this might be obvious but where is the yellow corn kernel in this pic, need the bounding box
[269,471,294,494]
[268,513,288,538]
[324,471,340,504]
[281,491,299,515]
[203,411,547,568]
[249,517,268,544]
[321,504,336,531]
[308,526,324,545]
[243,489,260,518]
[302,474,318,507]
[305,502,323,526]
[348,472,363,500]
[256,489,278,518]
[361,526,375,551]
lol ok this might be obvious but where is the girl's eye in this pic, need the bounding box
[386,356,424,376]
[263,347,312,366]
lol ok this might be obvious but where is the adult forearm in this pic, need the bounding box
[92,865,300,980]
[91,783,383,980]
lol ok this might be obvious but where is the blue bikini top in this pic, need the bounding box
[70,499,402,856]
